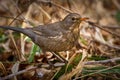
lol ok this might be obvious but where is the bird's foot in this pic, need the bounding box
[47,60,55,68]
[51,52,68,64]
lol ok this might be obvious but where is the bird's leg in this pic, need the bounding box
[51,52,68,63]
[43,51,54,68]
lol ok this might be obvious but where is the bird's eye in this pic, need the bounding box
[72,17,76,21]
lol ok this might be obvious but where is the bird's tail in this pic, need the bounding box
[0,26,35,41]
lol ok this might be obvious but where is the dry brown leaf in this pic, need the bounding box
[0,62,7,76]
[59,49,87,80]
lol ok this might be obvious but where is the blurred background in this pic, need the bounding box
[0,0,120,80]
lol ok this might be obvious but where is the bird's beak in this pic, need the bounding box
[80,17,89,21]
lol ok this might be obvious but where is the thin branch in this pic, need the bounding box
[74,64,120,80]
[51,1,73,13]
[112,0,120,10]
[1,63,65,80]
[0,15,32,26]
[94,38,120,50]
[85,57,120,65]
[1,57,120,80]
[87,21,120,38]
[0,16,24,22]
[37,0,73,13]
[102,25,120,29]
[1,67,37,80]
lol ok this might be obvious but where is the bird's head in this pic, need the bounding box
[62,13,88,30]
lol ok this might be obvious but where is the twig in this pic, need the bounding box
[0,16,24,22]
[102,25,120,29]
[37,0,73,13]
[85,57,120,65]
[1,67,37,80]
[112,0,120,10]
[73,64,120,80]
[87,21,120,38]
[1,57,120,80]
[8,11,24,26]
[94,38,120,50]
[51,1,73,13]
[0,15,32,26]
[33,3,51,19]
[84,21,120,50]
[2,57,120,65]
[1,63,65,80]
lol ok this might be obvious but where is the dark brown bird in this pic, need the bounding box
[0,13,86,57]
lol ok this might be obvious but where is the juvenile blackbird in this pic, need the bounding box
[0,13,86,54]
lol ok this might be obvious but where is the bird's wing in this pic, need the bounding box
[31,22,63,37]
